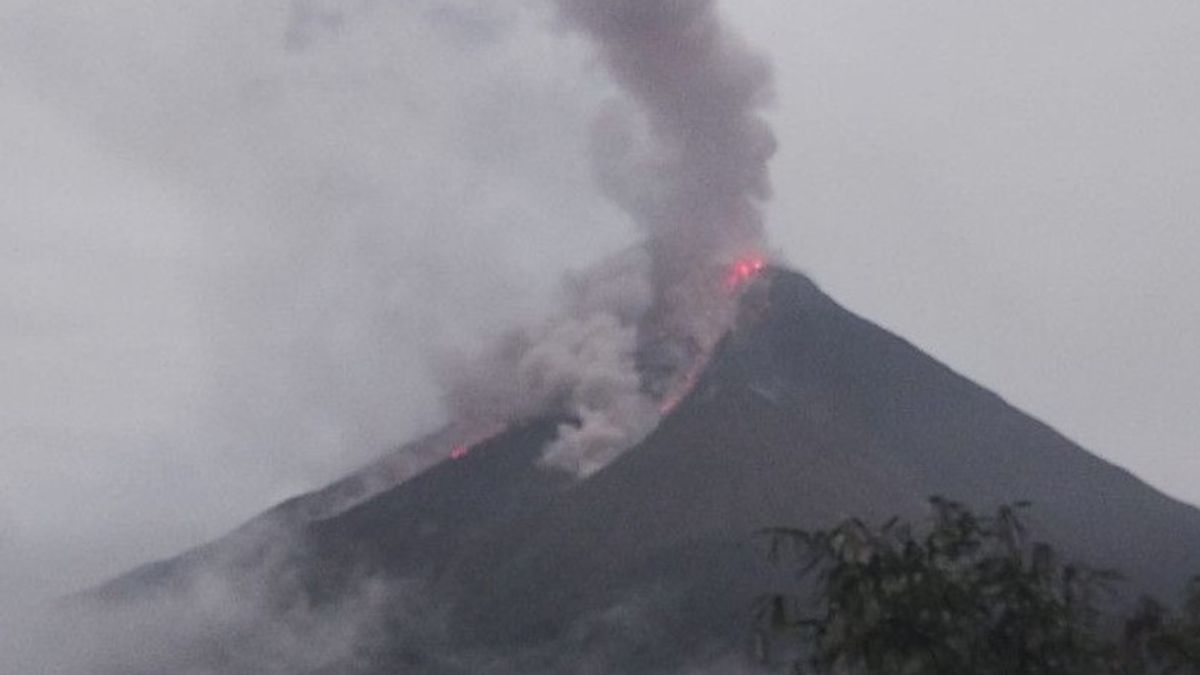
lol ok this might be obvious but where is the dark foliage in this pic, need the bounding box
[757,498,1200,675]
[1124,576,1200,674]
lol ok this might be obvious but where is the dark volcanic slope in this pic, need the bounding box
[439,270,1200,656]
[305,268,1200,665]
[96,268,1200,672]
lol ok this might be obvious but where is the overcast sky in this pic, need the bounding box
[2,0,1197,607]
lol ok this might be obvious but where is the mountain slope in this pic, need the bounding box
[90,268,1200,673]
[432,270,1200,658]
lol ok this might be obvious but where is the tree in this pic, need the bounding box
[756,498,1199,675]
[1124,577,1200,674]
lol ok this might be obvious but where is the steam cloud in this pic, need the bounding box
[562,0,776,285]
[446,0,776,475]
[2,1,778,671]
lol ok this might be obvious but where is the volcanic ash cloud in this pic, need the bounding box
[444,0,777,476]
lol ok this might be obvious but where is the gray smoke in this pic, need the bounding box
[0,3,780,670]
[445,0,777,475]
[0,521,402,675]
[562,0,776,286]
[441,249,661,476]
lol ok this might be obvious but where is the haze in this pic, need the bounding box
[2,0,1197,615]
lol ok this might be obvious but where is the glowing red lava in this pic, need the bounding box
[657,255,769,416]
[448,423,507,461]
[724,254,766,291]
[659,369,699,415]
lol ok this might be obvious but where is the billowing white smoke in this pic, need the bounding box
[444,0,776,475]
[442,249,659,476]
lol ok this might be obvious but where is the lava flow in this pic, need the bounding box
[658,368,700,415]
[658,255,770,416]
[449,423,508,461]
[723,254,766,292]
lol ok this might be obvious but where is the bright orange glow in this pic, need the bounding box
[724,254,766,291]
[655,254,768,416]
[448,423,507,461]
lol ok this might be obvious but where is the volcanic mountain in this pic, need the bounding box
[85,268,1200,674]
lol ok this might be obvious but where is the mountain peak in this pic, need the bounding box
[84,267,1200,673]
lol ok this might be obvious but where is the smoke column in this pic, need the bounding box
[445,0,776,475]
[560,0,776,286]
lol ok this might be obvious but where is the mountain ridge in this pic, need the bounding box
[86,267,1200,673]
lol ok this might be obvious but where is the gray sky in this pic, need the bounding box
[1,0,1197,607]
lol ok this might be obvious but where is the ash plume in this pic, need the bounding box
[445,0,777,475]
[561,0,777,287]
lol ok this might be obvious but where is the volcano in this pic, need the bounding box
[84,268,1200,674]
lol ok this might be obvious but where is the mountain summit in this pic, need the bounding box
[86,268,1200,674]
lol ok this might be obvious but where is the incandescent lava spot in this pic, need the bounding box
[724,254,766,292]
